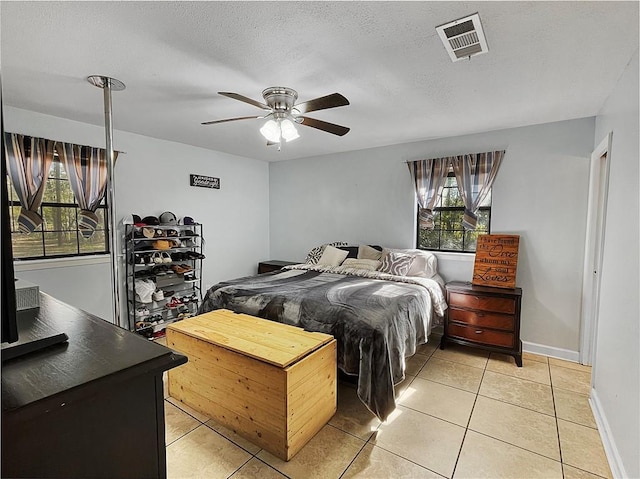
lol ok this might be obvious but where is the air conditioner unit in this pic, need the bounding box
[15,278,40,311]
[436,13,489,62]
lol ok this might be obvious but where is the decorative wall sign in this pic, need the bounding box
[472,234,520,289]
[190,174,220,189]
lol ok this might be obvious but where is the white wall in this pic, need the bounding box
[592,49,639,479]
[270,118,595,353]
[6,107,270,325]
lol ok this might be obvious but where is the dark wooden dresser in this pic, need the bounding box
[1,293,187,478]
[258,260,298,274]
[441,281,523,366]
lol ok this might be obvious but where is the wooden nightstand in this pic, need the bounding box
[441,281,523,367]
[257,260,298,274]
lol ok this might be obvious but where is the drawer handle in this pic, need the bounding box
[475,330,483,334]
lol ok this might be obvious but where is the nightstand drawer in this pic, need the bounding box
[448,308,515,331]
[446,323,515,348]
[449,292,515,314]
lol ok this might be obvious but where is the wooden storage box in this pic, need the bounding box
[166,309,337,461]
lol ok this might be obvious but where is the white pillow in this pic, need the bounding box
[381,248,438,278]
[341,258,381,271]
[317,245,349,266]
[378,250,414,276]
[357,244,383,261]
[406,250,438,278]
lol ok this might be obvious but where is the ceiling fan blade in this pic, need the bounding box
[293,93,349,114]
[298,116,350,136]
[218,92,271,110]
[201,116,260,126]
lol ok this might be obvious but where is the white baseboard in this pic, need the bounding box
[522,340,579,362]
[589,388,627,478]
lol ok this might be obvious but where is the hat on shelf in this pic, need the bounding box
[142,227,156,239]
[153,239,172,250]
[141,216,160,226]
[159,211,178,226]
[181,216,198,225]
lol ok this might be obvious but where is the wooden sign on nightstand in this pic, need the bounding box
[472,234,520,289]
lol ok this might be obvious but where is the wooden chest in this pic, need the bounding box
[441,281,523,366]
[166,309,337,461]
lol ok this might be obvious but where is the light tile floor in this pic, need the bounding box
[159,338,612,479]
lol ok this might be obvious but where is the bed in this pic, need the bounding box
[198,244,447,421]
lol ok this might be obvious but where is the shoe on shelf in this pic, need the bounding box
[152,330,166,339]
[162,290,175,297]
[152,290,165,301]
[135,306,150,318]
[135,321,152,330]
[161,252,172,263]
[184,272,199,283]
[165,297,183,309]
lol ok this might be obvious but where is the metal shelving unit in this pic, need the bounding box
[124,223,204,338]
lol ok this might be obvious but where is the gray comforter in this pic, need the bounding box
[199,264,447,421]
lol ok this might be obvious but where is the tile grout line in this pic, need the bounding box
[549,359,566,479]
[449,354,489,479]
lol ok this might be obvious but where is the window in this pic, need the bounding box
[8,158,109,259]
[417,171,491,253]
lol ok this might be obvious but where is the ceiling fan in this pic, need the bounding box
[201,87,350,145]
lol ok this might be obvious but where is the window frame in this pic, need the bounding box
[7,157,110,261]
[416,171,492,254]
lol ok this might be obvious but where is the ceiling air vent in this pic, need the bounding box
[436,13,488,62]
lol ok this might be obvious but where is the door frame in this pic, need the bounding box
[579,132,613,365]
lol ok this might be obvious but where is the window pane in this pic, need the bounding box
[440,230,463,251]
[80,230,108,254]
[476,209,490,231]
[94,208,107,226]
[7,177,19,203]
[9,205,21,232]
[479,190,492,207]
[441,186,463,207]
[42,206,77,231]
[44,231,79,256]
[43,178,75,204]
[418,228,440,250]
[11,232,44,258]
[440,210,463,230]
[49,160,68,179]
[464,230,481,252]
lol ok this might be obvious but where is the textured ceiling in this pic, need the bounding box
[1,1,638,162]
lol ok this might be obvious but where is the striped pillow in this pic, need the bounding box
[378,251,414,276]
[306,242,348,264]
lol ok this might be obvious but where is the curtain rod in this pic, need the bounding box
[6,131,126,154]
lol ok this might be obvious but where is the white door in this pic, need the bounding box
[579,133,612,366]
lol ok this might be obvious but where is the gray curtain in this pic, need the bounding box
[408,157,450,229]
[3,133,55,233]
[55,143,117,238]
[451,150,505,230]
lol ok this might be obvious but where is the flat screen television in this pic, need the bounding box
[1,83,68,361]
[1,85,19,345]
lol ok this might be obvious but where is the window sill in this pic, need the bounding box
[432,251,476,262]
[14,254,111,272]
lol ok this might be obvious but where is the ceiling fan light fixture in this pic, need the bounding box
[259,119,281,143]
[280,119,300,142]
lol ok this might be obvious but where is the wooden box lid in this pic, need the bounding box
[166,309,334,368]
